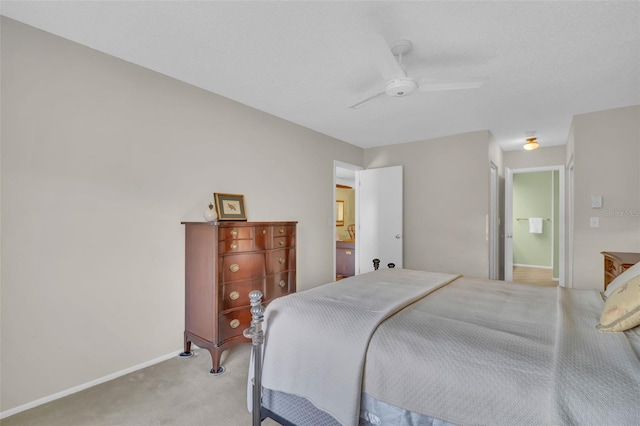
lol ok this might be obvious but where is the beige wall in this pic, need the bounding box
[364,131,492,278]
[504,146,566,280]
[0,18,363,412]
[570,105,640,289]
[504,145,566,169]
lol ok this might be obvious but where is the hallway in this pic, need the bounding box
[512,266,557,287]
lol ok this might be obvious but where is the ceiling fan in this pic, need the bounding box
[349,37,484,109]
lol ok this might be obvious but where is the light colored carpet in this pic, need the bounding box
[2,344,280,426]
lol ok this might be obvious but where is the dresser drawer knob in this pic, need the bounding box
[229,264,240,272]
[279,227,285,234]
[278,257,285,265]
[279,240,285,246]
[231,230,238,236]
[230,243,238,250]
[229,319,240,329]
[229,291,240,300]
[263,229,267,234]
[279,280,286,288]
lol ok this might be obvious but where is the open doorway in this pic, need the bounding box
[505,166,565,287]
[333,162,404,280]
[334,161,361,280]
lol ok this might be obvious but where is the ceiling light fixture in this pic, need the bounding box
[523,137,539,150]
[523,132,539,151]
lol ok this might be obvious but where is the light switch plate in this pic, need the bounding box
[591,195,603,208]
[590,217,599,228]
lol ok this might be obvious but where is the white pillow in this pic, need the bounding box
[598,275,640,332]
[604,260,640,298]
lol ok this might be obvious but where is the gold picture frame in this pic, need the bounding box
[336,200,344,226]
[214,193,247,221]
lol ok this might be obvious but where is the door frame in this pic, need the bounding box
[489,161,500,280]
[504,166,565,286]
[566,156,574,288]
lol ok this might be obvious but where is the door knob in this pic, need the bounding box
[395,234,401,239]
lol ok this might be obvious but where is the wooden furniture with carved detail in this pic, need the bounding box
[181,221,296,374]
[336,240,355,278]
[601,251,640,290]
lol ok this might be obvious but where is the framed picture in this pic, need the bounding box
[336,200,344,226]
[214,193,247,221]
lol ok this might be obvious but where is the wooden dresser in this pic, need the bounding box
[336,240,355,278]
[182,221,296,374]
[601,251,640,290]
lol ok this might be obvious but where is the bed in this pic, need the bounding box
[245,268,640,426]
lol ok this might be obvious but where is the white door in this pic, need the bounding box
[356,166,403,274]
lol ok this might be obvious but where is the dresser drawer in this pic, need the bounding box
[272,235,295,249]
[219,253,266,283]
[219,239,255,254]
[272,224,295,238]
[219,278,265,311]
[266,249,294,274]
[219,226,254,240]
[265,272,295,300]
[218,309,252,343]
[269,225,295,249]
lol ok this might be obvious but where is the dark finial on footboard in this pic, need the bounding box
[373,258,380,270]
[243,290,265,426]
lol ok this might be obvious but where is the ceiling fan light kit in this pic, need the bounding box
[384,78,418,97]
[349,37,484,109]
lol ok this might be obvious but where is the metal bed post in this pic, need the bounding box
[243,290,265,426]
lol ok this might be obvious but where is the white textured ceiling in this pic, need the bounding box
[2,1,639,151]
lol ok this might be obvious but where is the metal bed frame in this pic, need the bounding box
[243,290,275,426]
[244,290,300,425]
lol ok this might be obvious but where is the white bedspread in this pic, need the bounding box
[363,276,640,425]
[259,269,459,426]
[551,287,640,424]
[256,270,640,425]
[363,276,557,425]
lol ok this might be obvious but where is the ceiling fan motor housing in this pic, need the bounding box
[385,78,418,97]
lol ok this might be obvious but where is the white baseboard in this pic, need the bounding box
[0,348,184,420]
[513,264,552,269]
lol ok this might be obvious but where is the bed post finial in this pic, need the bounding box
[247,290,265,327]
[373,258,380,270]
[243,290,265,426]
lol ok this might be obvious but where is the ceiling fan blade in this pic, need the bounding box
[369,35,406,81]
[349,91,386,109]
[418,79,484,92]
